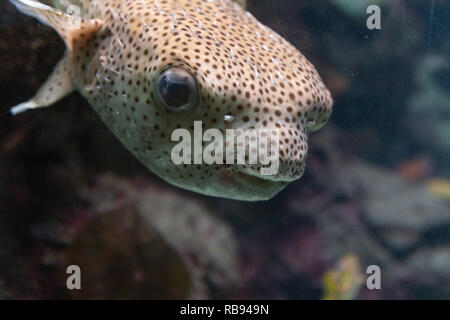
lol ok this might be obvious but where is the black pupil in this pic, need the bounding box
[158,71,192,109]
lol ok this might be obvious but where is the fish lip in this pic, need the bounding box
[235,168,303,183]
[234,170,284,186]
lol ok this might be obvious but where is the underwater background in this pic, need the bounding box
[0,0,449,299]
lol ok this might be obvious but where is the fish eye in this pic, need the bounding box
[155,67,198,112]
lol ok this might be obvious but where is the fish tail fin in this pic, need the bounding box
[9,0,103,115]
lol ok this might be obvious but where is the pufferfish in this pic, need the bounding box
[9,0,333,201]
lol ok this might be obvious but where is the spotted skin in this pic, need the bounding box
[10,0,333,201]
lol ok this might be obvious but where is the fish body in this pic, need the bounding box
[9,0,333,201]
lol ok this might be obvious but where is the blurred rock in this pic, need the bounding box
[407,55,450,172]
[1,174,239,299]
[64,175,240,299]
[65,208,192,299]
[281,128,450,299]
[408,246,450,284]
[349,162,450,252]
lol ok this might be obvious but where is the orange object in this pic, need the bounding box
[396,156,433,181]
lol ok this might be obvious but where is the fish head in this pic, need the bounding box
[99,1,333,201]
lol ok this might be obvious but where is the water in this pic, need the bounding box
[0,0,448,300]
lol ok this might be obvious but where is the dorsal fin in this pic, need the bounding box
[9,0,102,50]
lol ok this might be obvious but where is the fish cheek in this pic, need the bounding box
[136,121,172,160]
[134,124,156,157]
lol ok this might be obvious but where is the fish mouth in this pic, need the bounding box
[235,166,305,183]
[226,170,289,201]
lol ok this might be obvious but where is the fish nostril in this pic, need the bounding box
[307,119,317,128]
[224,114,235,124]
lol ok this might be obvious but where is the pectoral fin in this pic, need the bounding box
[11,52,73,115]
[9,0,103,115]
